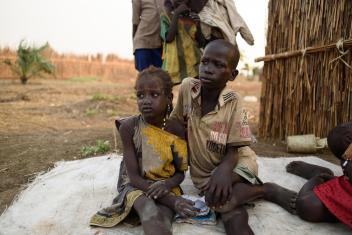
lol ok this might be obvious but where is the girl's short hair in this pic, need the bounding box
[327,122,352,159]
[136,66,173,96]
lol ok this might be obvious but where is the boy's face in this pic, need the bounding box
[199,43,238,90]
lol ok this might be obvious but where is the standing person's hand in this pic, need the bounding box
[204,165,233,208]
[189,12,200,25]
[174,3,189,16]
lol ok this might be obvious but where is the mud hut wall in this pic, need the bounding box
[259,0,352,140]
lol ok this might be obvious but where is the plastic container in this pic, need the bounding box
[287,134,327,153]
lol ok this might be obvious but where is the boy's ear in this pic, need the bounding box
[229,69,239,81]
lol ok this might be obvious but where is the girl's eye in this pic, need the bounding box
[136,93,144,99]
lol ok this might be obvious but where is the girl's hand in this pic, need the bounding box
[174,3,189,16]
[146,181,170,199]
[343,160,352,184]
[174,197,200,217]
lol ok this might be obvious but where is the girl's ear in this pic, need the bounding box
[229,69,239,81]
[168,92,174,103]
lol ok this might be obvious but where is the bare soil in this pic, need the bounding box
[0,77,337,214]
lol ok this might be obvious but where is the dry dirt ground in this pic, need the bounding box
[0,77,337,214]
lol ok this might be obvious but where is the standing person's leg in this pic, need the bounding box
[221,206,254,235]
[134,49,152,72]
[133,195,173,235]
[151,48,163,68]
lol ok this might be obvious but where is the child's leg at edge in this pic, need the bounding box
[221,206,254,235]
[133,194,174,235]
[295,175,338,223]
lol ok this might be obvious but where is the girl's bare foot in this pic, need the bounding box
[286,161,334,180]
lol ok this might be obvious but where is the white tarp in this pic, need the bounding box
[0,154,350,235]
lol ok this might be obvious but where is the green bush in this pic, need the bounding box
[80,140,111,157]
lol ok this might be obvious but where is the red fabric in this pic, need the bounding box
[314,176,352,228]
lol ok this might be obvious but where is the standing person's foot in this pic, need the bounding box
[262,183,297,214]
[286,161,334,179]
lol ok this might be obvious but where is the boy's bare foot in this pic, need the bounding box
[286,161,334,180]
[263,183,297,214]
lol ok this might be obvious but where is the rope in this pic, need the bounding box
[329,38,352,70]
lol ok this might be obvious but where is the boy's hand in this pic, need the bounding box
[205,165,233,207]
[146,181,170,199]
[174,4,189,16]
[174,197,200,217]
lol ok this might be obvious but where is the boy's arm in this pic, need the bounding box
[132,0,141,38]
[205,146,239,207]
[206,97,252,207]
[119,119,151,192]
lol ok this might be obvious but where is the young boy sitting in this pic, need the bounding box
[170,39,296,235]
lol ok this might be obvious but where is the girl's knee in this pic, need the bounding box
[296,193,325,222]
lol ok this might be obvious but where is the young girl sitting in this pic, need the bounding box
[285,122,352,229]
[90,66,199,234]
[161,0,206,85]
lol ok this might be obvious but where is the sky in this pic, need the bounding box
[0,0,268,67]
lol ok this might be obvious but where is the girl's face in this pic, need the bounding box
[135,76,170,124]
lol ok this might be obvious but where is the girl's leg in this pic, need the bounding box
[296,175,338,223]
[286,160,337,222]
[286,161,334,179]
[133,195,173,235]
[221,206,254,235]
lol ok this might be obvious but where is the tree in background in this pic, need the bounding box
[3,41,54,84]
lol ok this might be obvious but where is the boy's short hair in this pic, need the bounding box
[327,122,352,159]
[136,66,173,96]
[206,39,240,69]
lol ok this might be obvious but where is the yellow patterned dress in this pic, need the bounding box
[90,115,188,227]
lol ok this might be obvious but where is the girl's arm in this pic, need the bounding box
[165,4,190,42]
[119,118,151,192]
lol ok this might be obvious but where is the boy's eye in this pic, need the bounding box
[151,92,160,97]
[215,62,226,68]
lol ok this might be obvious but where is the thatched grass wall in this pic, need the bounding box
[258,0,352,139]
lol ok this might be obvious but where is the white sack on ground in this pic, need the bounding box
[0,154,350,235]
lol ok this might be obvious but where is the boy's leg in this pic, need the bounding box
[221,206,254,235]
[214,181,297,214]
[133,195,173,235]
